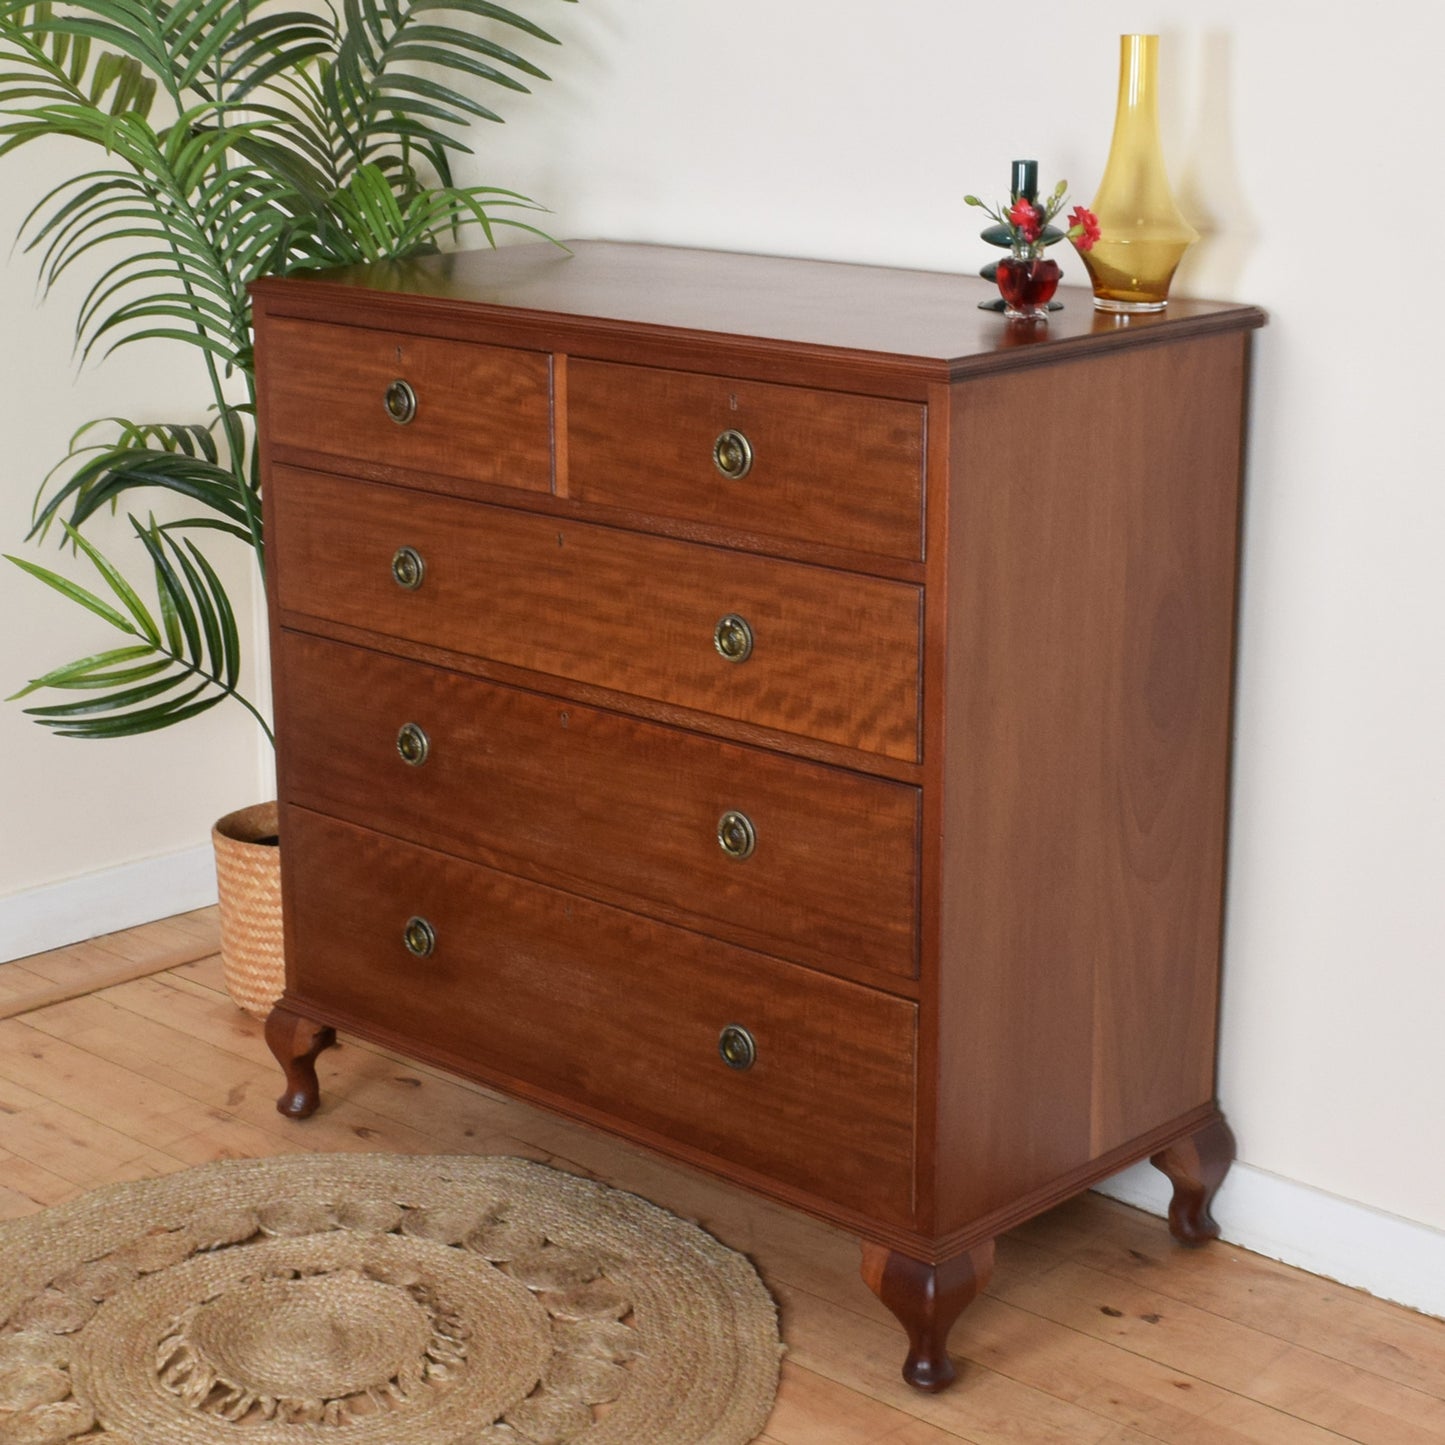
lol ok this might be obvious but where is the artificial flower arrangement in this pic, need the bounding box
[966,176,1100,319]
[967,180,1100,258]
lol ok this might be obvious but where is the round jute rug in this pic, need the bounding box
[0,1154,783,1445]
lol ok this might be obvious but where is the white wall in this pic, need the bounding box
[0,161,272,930]
[459,0,1445,1246]
[3,0,1442,1297]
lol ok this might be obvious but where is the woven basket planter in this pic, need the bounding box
[212,801,285,1018]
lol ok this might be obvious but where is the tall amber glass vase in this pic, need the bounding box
[1081,34,1197,312]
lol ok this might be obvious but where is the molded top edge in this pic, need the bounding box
[251,238,1266,373]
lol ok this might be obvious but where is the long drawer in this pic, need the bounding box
[567,359,925,560]
[283,808,918,1225]
[270,468,923,761]
[277,633,920,980]
[259,316,553,495]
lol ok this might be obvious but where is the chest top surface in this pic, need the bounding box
[251,238,1265,377]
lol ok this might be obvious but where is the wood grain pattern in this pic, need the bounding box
[282,807,919,1225]
[258,314,553,495]
[567,358,924,560]
[254,240,1265,1391]
[928,334,1250,1234]
[263,1004,336,1118]
[277,632,921,984]
[1151,1115,1236,1244]
[270,467,923,761]
[252,239,1265,378]
[861,1240,996,1391]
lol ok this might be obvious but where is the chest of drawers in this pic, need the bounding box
[253,240,1265,1390]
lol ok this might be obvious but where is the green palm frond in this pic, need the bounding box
[5,519,269,741]
[326,0,565,173]
[30,417,258,549]
[314,160,546,263]
[0,3,156,122]
[2,0,573,745]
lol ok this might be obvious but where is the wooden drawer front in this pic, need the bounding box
[567,360,925,560]
[260,316,552,494]
[286,810,917,1225]
[272,469,922,761]
[278,633,920,979]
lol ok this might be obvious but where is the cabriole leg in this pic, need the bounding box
[860,1238,995,1392]
[1150,1114,1236,1245]
[264,1005,336,1119]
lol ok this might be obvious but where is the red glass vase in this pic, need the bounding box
[996,252,1061,321]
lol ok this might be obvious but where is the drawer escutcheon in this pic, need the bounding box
[718,1024,757,1071]
[383,378,418,425]
[712,428,754,480]
[403,915,436,958]
[713,613,754,663]
[717,810,756,860]
[395,722,430,767]
[391,546,426,590]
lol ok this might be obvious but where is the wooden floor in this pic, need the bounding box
[2,913,1442,1444]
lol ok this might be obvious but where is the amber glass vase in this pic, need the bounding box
[1081,34,1197,312]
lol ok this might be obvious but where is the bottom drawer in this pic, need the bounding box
[283,808,917,1226]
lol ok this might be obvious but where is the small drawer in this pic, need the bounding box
[284,809,918,1225]
[567,360,925,560]
[271,469,922,762]
[259,316,551,494]
[277,633,920,980]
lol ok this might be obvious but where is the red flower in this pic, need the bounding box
[1067,205,1101,252]
[1006,197,1042,242]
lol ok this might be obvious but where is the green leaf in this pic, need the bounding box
[1,0,574,748]
[4,550,139,638]
[133,517,200,661]
[22,669,192,716]
[5,641,158,698]
[41,689,225,737]
[39,657,172,689]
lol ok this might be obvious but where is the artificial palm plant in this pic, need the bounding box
[1,0,570,739]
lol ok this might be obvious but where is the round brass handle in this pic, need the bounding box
[391,546,426,590]
[384,378,418,425]
[403,916,436,958]
[713,613,754,663]
[717,810,756,860]
[718,1024,756,1071]
[713,429,754,480]
[396,722,430,767]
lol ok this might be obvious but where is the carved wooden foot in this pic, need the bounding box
[1150,1114,1236,1245]
[860,1238,995,1392]
[264,1005,337,1119]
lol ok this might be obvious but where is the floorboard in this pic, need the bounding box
[1,911,1440,1444]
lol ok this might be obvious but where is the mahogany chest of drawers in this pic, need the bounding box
[253,241,1265,1389]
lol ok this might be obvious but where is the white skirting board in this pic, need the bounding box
[1096,1160,1445,1321]
[0,845,218,964]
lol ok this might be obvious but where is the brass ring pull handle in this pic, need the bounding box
[391,546,425,590]
[718,1024,757,1071]
[717,810,756,860]
[403,916,436,958]
[712,429,754,480]
[384,379,418,425]
[713,613,753,663]
[396,722,430,767]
